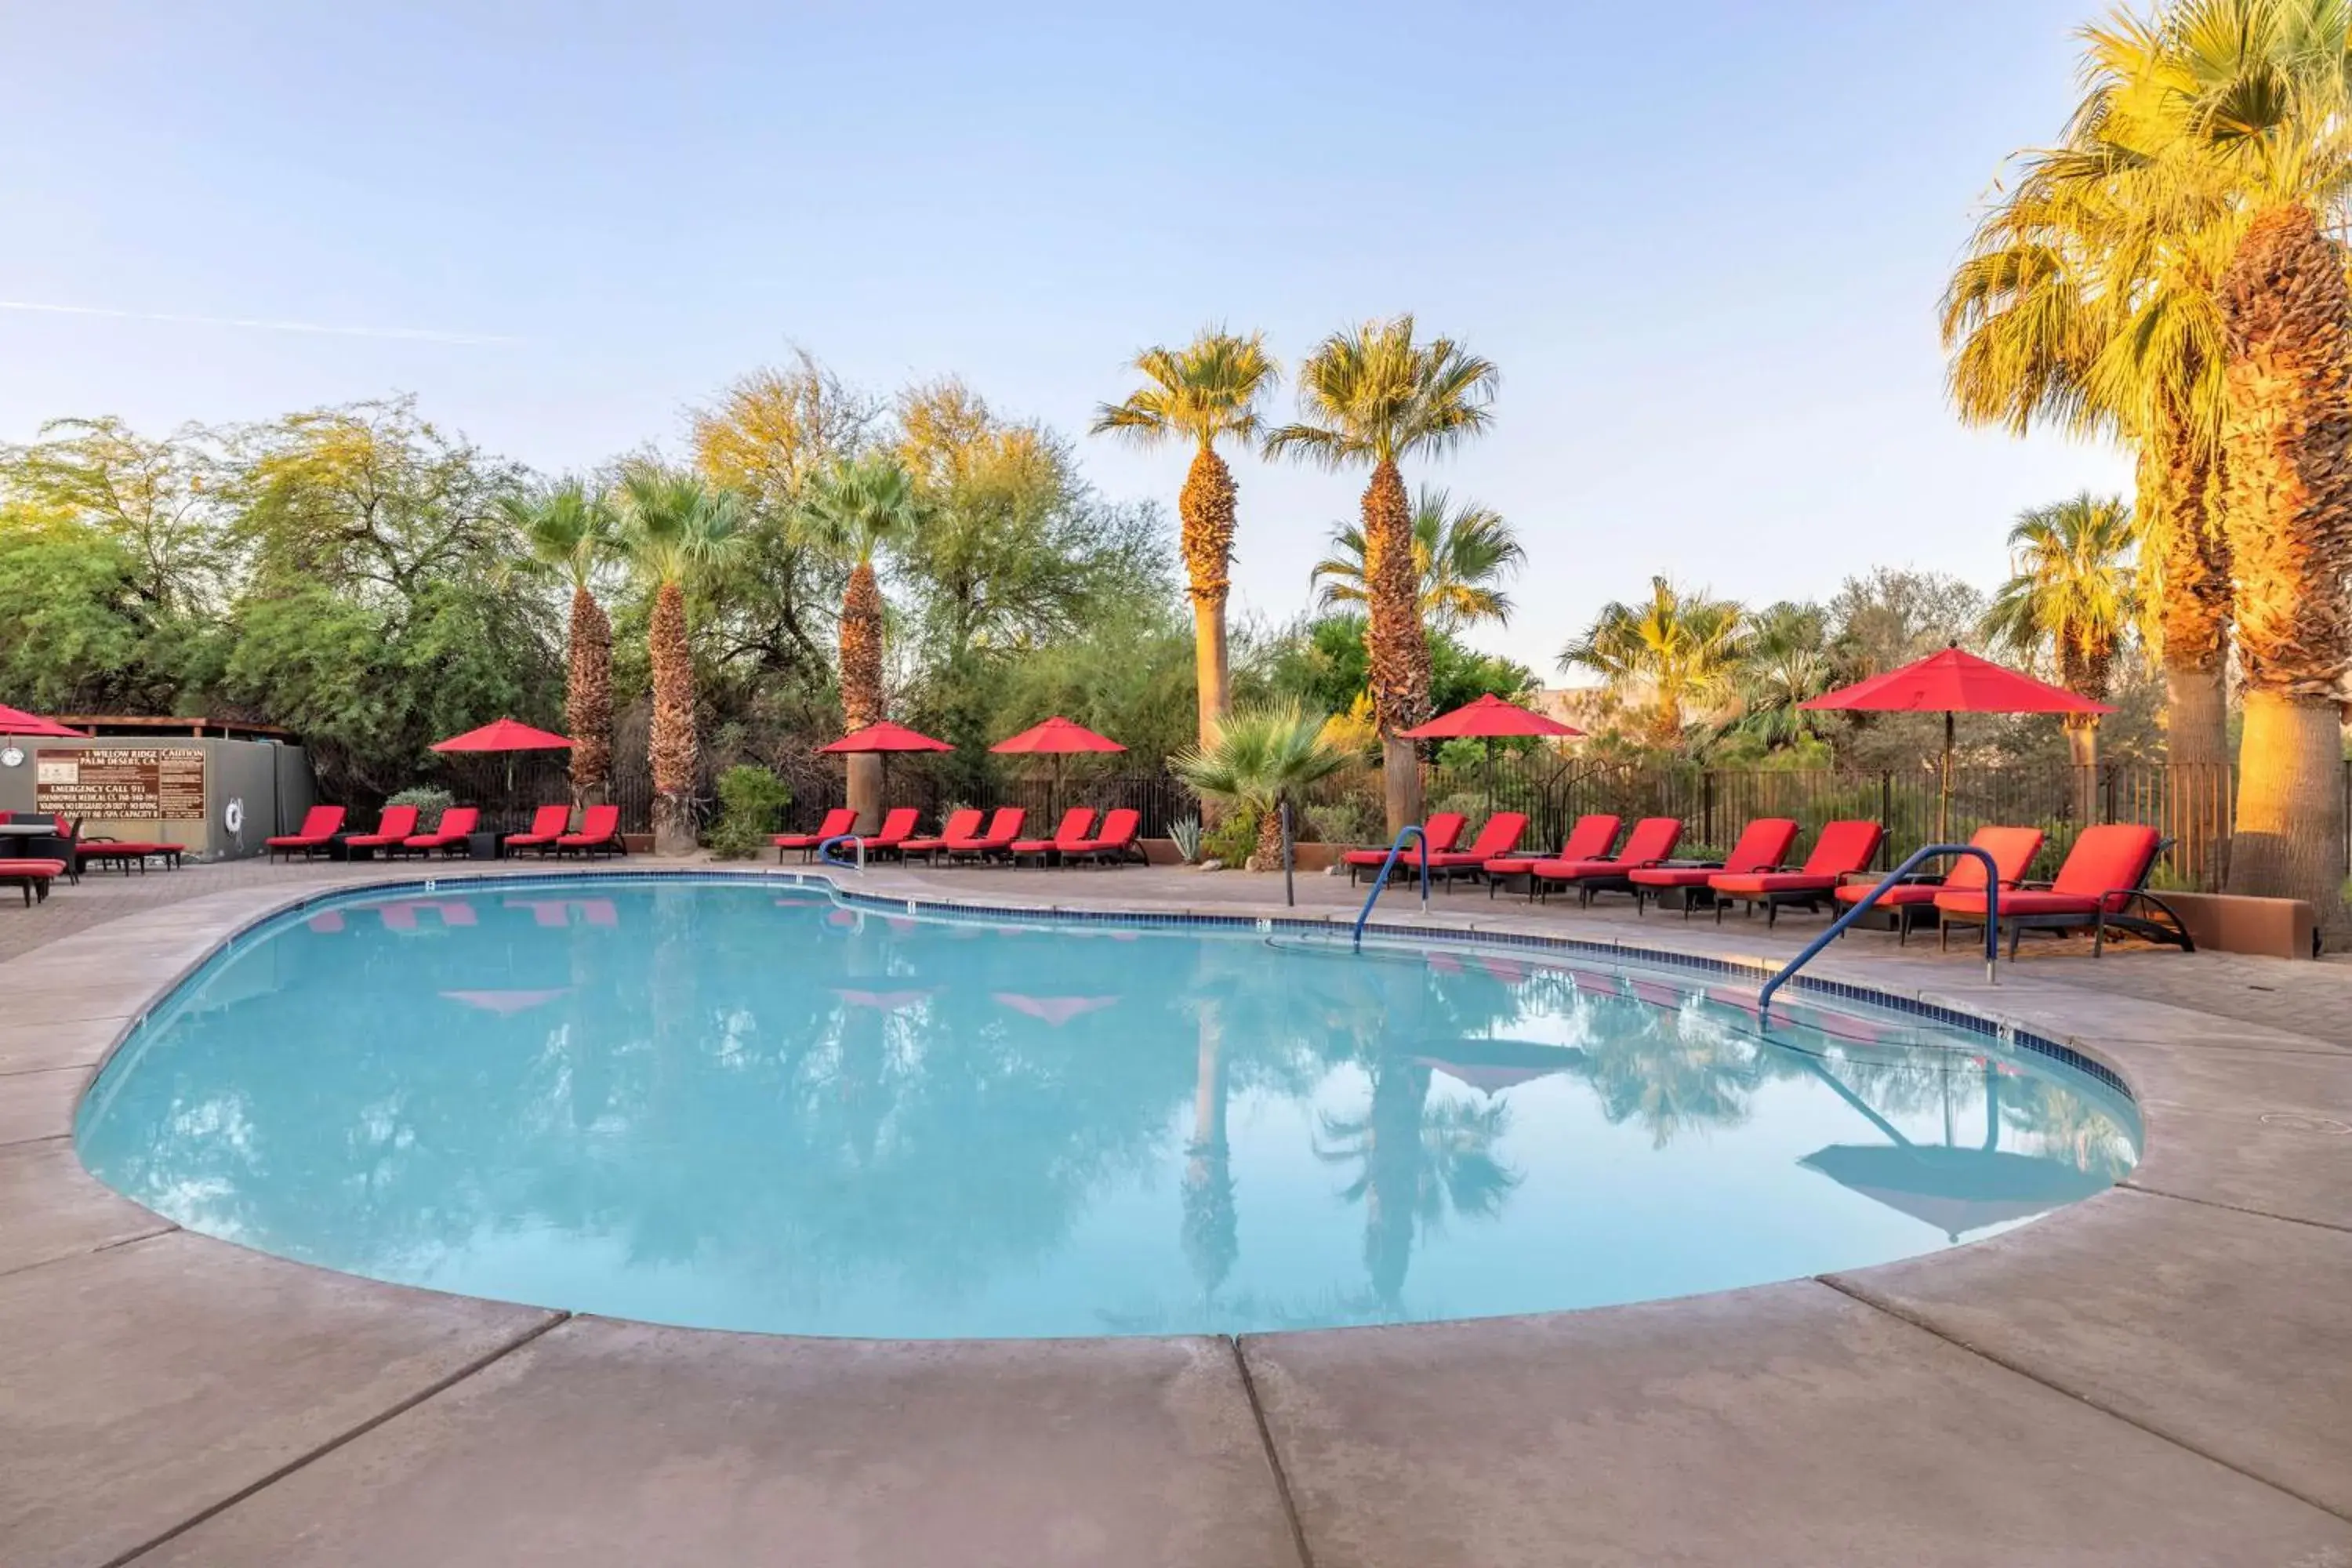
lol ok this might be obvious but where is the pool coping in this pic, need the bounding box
[5,860,2348,1564]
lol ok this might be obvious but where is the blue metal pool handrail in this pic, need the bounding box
[1757,844,1999,1021]
[816,833,866,871]
[1352,825,1431,951]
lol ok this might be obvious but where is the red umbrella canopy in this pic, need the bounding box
[819,720,954,754]
[0,702,85,739]
[430,717,575,753]
[989,715,1127,755]
[1402,692,1584,739]
[1800,648,2112,716]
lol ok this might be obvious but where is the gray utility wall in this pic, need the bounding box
[0,736,315,862]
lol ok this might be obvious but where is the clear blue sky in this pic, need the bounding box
[2,1,2125,676]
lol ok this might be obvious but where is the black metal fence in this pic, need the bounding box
[419,742,2343,893]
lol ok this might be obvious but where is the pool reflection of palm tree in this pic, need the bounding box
[1317,1052,1519,1311]
[1577,998,1765,1148]
[1182,998,1238,1305]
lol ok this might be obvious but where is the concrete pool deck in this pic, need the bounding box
[2,858,2347,1566]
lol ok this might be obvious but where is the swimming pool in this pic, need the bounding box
[74,878,2140,1339]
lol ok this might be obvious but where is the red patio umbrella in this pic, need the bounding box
[430,717,574,823]
[1402,692,1584,809]
[1800,647,2112,841]
[819,721,953,826]
[0,702,85,739]
[991,714,1125,818]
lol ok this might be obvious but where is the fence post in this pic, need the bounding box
[1878,771,1893,869]
[2102,764,2118,826]
[1702,771,1716,852]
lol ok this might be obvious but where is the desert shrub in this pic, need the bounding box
[707,765,793,858]
[1201,807,1259,867]
[1306,797,1380,846]
[386,786,455,830]
[1169,816,1203,863]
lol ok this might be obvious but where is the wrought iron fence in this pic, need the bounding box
[417,742,2345,891]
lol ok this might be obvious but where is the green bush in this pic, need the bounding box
[1306,797,1380,847]
[387,786,455,830]
[1201,807,1258,867]
[706,765,793,859]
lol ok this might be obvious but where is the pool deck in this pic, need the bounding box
[2,856,2347,1566]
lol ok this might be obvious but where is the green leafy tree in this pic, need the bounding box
[1726,601,1836,751]
[1265,318,1501,833]
[0,416,231,615]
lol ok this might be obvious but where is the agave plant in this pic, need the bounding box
[1172,702,1348,869]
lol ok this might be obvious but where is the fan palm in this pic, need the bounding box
[1310,485,1525,634]
[1559,577,1747,746]
[1941,71,2238,771]
[500,478,618,808]
[2075,0,2352,934]
[797,454,922,828]
[1265,317,1501,833]
[1729,601,1836,750]
[616,468,746,853]
[1982,493,2140,770]
[1091,328,1279,747]
[1172,702,1348,869]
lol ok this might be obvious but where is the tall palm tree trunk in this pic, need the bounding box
[648,579,699,855]
[1363,459,1431,833]
[1179,445,1236,749]
[566,586,614,809]
[2216,205,2352,942]
[2143,434,2233,884]
[841,557,887,831]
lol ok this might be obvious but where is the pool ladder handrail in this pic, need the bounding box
[1757,843,1998,1021]
[816,833,867,871]
[1351,825,1431,951]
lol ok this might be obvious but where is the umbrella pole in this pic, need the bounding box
[1940,710,1954,844]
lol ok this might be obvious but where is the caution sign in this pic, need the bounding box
[35,748,206,819]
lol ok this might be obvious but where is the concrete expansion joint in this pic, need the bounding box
[2120,1180,2352,1238]
[1811,1274,2352,1528]
[1227,1335,1317,1568]
[100,1309,575,1568]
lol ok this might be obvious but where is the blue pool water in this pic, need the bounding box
[75,880,2140,1338]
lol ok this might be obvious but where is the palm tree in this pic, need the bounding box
[1728,601,1836,750]
[1310,485,1525,634]
[1265,318,1501,833]
[797,454,922,828]
[1559,577,1747,746]
[616,468,746,854]
[1981,493,2139,786]
[501,479,618,808]
[1940,73,2237,774]
[1091,329,1280,749]
[1172,702,1348,869]
[2075,0,2352,936]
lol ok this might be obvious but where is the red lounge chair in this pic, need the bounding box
[1422,812,1530,889]
[856,808,922,861]
[1709,819,1886,927]
[1341,812,1469,886]
[1526,816,1683,906]
[1011,808,1096,866]
[504,804,575,856]
[397,806,481,858]
[0,857,67,906]
[1628,818,1800,918]
[1832,825,2044,945]
[901,808,987,862]
[774,808,858,863]
[267,805,347,862]
[1066,807,1142,866]
[343,805,422,855]
[1934,822,2190,958]
[947,807,1028,862]
[555,804,625,858]
[1486,814,1621,897]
